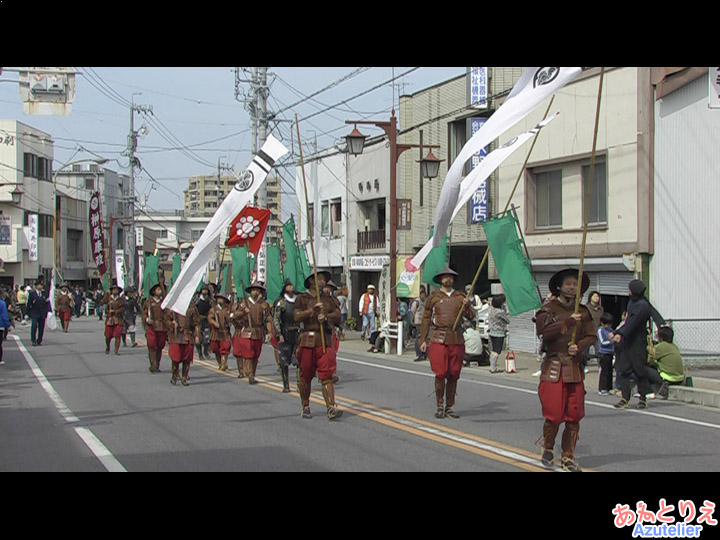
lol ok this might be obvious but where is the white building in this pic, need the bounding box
[651,67,720,358]
[295,146,347,288]
[0,120,55,287]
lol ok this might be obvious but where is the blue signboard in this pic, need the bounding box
[469,117,488,223]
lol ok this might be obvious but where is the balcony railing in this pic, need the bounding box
[357,229,385,251]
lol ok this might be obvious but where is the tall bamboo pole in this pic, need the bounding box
[295,114,325,352]
[451,97,555,331]
[571,67,605,344]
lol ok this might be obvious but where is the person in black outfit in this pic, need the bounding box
[613,279,664,409]
[27,280,50,346]
[122,286,141,347]
[193,284,212,360]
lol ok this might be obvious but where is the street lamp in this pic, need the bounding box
[345,111,442,351]
[11,187,23,205]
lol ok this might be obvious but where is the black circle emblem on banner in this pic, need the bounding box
[234,170,254,192]
[533,67,560,88]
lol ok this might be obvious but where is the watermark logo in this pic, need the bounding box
[612,499,717,538]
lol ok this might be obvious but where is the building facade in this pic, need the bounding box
[650,67,720,359]
[0,120,54,287]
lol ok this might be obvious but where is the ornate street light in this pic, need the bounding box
[345,125,367,156]
[418,149,443,180]
[11,187,23,205]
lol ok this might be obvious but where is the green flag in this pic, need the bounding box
[422,227,449,286]
[221,264,231,294]
[266,243,283,303]
[143,254,159,298]
[102,272,109,292]
[170,253,181,288]
[231,246,253,296]
[481,213,541,316]
[282,217,307,292]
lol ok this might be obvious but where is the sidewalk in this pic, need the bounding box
[338,329,720,409]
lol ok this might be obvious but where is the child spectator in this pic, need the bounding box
[597,312,615,395]
[647,325,685,399]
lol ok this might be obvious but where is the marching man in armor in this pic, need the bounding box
[231,281,272,385]
[419,266,475,420]
[103,282,125,356]
[534,268,596,472]
[293,270,342,420]
[143,282,169,373]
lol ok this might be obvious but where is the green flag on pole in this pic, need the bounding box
[221,264,232,295]
[231,246,253,295]
[481,213,541,316]
[266,243,283,303]
[282,217,307,292]
[422,227,449,286]
[143,254,159,299]
[170,253,181,288]
[102,272,109,292]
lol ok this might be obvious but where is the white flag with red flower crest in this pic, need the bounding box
[226,206,271,253]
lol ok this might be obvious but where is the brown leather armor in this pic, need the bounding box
[419,289,475,345]
[208,305,232,341]
[55,292,74,312]
[143,296,168,332]
[534,299,596,384]
[103,293,125,326]
[294,292,340,348]
[166,305,200,345]
[230,297,272,340]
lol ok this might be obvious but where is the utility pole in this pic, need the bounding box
[127,94,152,288]
[235,67,270,207]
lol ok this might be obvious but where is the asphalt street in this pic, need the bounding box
[2,315,720,474]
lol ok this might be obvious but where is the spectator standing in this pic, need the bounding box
[27,280,50,346]
[73,285,84,318]
[0,292,12,364]
[411,287,427,362]
[336,287,348,328]
[358,284,378,341]
[488,294,510,373]
[583,291,604,372]
[16,285,28,324]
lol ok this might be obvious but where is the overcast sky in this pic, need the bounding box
[0,66,466,219]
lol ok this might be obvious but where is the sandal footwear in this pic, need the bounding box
[561,457,582,472]
[541,449,555,468]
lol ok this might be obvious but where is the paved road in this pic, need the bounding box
[2,316,720,473]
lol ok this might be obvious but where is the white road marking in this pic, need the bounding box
[11,335,127,472]
[338,355,720,431]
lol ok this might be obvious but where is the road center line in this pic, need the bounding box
[11,335,127,473]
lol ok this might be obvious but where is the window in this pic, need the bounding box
[330,199,342,237]
[66,229,83,261]
[535,169,562,228]
[321,201,330,235]
[38,214,54,238]
[582,161,607,225]
[23,153,37,178]
[307,203,314,238]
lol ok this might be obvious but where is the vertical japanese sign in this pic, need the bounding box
[469,67,488,109]
[469,117,489,223]
[709,67,720,109]
[28,214,38,261]
[0,215,11,245]
[89,191,107,275]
